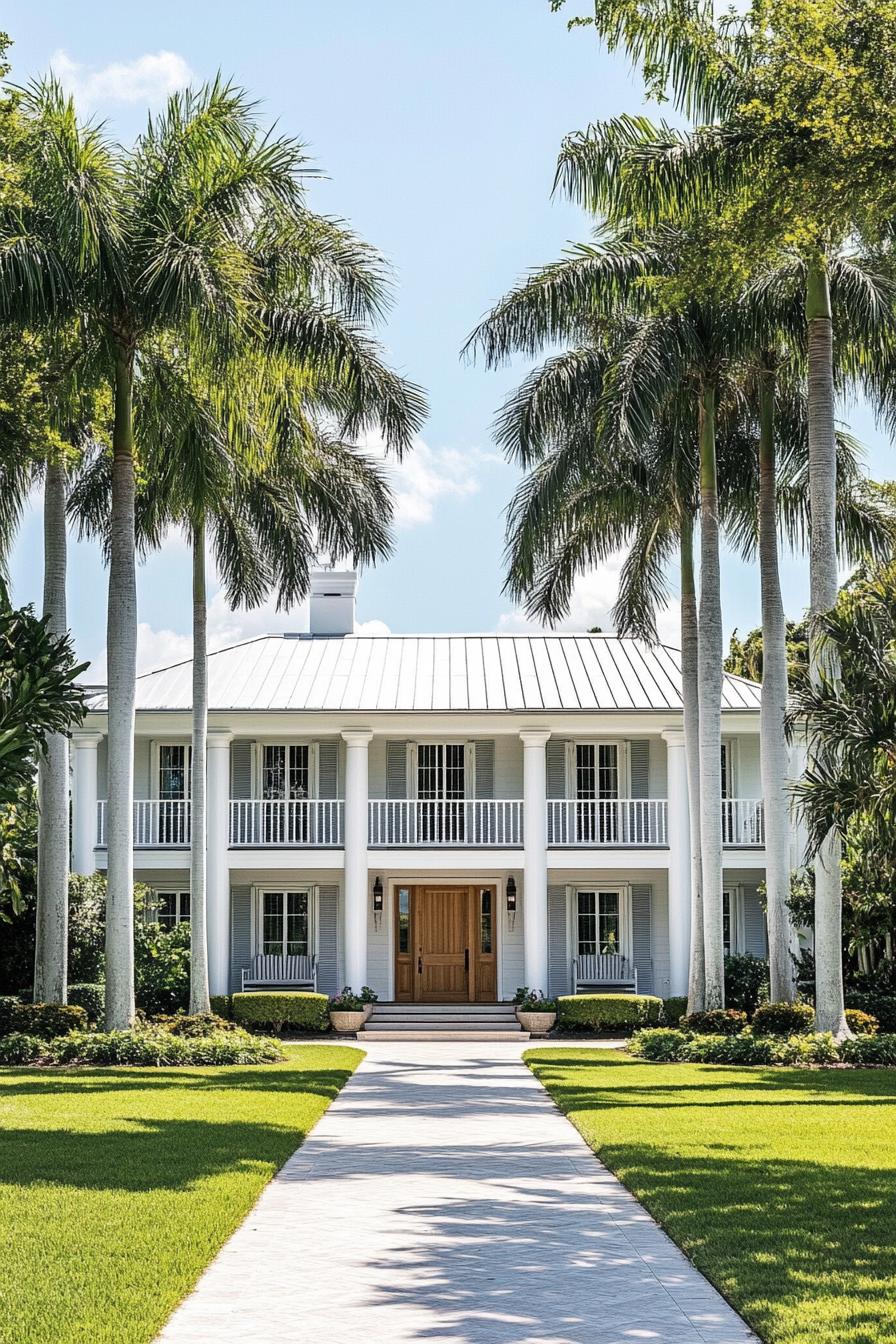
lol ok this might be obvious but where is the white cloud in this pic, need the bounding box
[497,554,682,646]
[361,431,500,528]
[50,49,197,110]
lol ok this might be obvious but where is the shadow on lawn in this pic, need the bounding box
[0,1062,356,1101]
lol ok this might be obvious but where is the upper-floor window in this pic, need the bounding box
[262,744,310,800]
[158,744,190,799]
[575,743,619,842]
[720,742,733,798]
[416,743,465,842]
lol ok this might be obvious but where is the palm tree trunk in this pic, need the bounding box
[697,382,725,1008]
[34,461,69,1004]
[105,351,137,1031]
[806,257,848,1038]
[189,519,211,1015]
[681,511,705,1012]
[758,364,798,1003]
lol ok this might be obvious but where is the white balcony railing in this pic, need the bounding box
[722,798,765,846]
[368,799,524,847]
[229,799,344,847]
[546,798,668,847]
[96,799,190,847]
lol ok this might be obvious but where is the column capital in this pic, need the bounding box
[661,726,687,748]
[207,729,234,749]
[71,729,103,750]
[341,728,374,746]
[519,727,552,747]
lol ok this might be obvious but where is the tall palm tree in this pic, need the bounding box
[17,79,425,1029]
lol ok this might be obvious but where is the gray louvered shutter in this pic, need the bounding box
[317,885,340,994]
[742,887,768,957]
[474,741,495,799]
[386,741,408,799]
[629,740,650,797]
[229,887,251,993]
[317,740,339,798]
[546,739,567,797]
[548,886,569,998]
[631,884,653,994]
[230,741,253,799]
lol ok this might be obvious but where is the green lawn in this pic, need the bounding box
[0,1044,362,1344]
[527,1049,896,1344]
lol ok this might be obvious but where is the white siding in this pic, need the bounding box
[648,737,667,799]
[367,737,389,800]
[366,880,390,998]
[733,735,761,796]
[134,737,152,796]
[501,881,525,997]
[494,736,523,798]
[651,876,671,997]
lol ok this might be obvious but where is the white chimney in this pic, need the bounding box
[309,570,357,636]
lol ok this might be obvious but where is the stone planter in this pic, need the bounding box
[329,1010,367,1034]
[516,1010,557,1035]
[361,1003,375,1022]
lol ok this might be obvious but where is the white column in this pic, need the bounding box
[207,730,233,997]
[520,727,551,991]
[663,727,691,996]
[342,729,372,990]
[71,730,103,874]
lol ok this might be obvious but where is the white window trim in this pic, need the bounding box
[251,884,317,958]
[150,889,191,926]
[408,740,472,800]
[566,740,628,799]
[254,741,319,799]
[721,739,738,797]
[567,882,633,961]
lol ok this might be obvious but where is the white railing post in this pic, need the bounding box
[72,730,103,874]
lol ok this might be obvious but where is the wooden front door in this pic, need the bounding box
[416,886,469,1001]
[394,885,499,1003]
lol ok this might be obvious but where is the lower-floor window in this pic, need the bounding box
[156,891,190,928]
[577,890,622,956]
[261,890,309,956]
[723,889,736,956]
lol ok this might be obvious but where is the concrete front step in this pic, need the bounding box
[360,1029,531,1041]
[362,1001,526,1039]
[364,1021,520,1032]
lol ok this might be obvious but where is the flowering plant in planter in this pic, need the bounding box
[329,988,364,1012]
[513,988,557,1013]
[328,988,368,1035]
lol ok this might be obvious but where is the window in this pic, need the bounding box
[575,743,619,841]
[261,890,309,957]
[157,744,190,843]
[722,889,739,956]
[480,889,493,954]
[416,743,465,842]
[261,745,311,843]
[397,888,410,954]
[577,890,622,956]
[155,891,190,928]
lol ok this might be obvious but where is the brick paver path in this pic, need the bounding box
[157,1042,757,1343]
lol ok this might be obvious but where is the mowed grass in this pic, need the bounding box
[0,1045,362,1344]
[526,1049,896,1344]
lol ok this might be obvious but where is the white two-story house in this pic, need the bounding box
[71,572,770,1004]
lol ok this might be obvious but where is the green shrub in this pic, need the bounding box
[149,1012,239,1036]
[209,994,232,1019]
[68,983,104,1024]
[752,1001,816,1036]
[557,993,664,1033]
[662,995,688,1025]
[680,1008,747,1036]
[845,993,896,1032]
[724,953,769,1015]
[629,1028,689,1060]
[784,1032,840,1065]
[49,1027,283,1066]
[681,1031,782,1064]
[845,1008,879,1036]
[838,1033,896,1066]
[0,996,21,1034]
[232,991,330,1034]
[134,921,191,1014]
[10,1002,87,1040]
[0,1032,43,1064]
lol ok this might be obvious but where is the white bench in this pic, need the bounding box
[572,953,638,994]
[241,953,317,992]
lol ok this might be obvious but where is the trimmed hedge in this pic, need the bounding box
[630,1026,896,1066]
[845,992,896,1032]
[49,1027,284,1066]
[8,1002,87,1040]
[680,1008,747,1036]
[630,1028,689,1060]
[232,991,330,1034]
[210,994,232,1020]
[0,1033,44,1065]
[149,1012,239,1037]
[557,993,663,1033]
[662,996,688,1026]
[68,983,104,1024]
[0,997,21,1034]
[751,1001,816,1036]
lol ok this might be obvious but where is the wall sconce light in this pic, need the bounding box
[373,876,384,929]
[506,875,517,930]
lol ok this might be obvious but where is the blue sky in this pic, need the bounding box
[5,1,892,674]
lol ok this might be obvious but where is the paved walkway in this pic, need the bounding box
[157,1041,757,1344]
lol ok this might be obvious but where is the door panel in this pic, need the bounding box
[416,887,469,1001]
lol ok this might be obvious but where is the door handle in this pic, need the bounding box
[417,956,423,975]
[464,948,469,973]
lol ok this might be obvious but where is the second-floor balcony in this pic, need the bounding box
[96,795,766,850]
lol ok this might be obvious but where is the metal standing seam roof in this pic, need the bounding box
[91,633,762,714]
